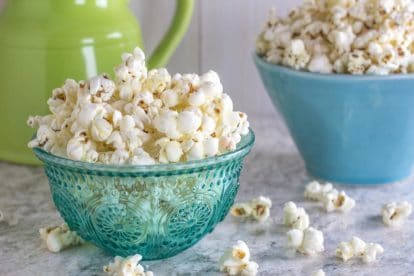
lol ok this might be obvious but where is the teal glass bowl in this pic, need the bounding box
[33,129,254,260]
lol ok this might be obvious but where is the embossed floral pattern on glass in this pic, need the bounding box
[34,130,254,260]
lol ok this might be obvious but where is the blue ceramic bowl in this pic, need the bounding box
[33,129,254,260]
[254,54,414,184]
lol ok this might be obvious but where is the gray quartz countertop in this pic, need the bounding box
[1,114,413,276]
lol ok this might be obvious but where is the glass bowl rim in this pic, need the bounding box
[33,128,255,174]
[254,52,414,81]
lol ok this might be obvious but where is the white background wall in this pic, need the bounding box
[0,0,301,116]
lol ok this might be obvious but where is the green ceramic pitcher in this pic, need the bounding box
[0,0,194,164]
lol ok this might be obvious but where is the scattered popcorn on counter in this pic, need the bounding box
[27,47,250,165]
[311,269,326,276]
[304,181,355,213]
[283,201,310,230]
[219,240,259,276]
[103,254,153,276]
[39,223,84,253]
[382,201,412,227]
[336,236,383,263]
[287,227,325,256]
[304,181,335,201]
[322,191,355,213]
[230,196,272,222]
[257,0,414,75]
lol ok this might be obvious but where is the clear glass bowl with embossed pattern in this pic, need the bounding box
[33,129,255,260]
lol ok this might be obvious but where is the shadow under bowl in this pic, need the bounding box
[254,53,414,184]
[33,129,255,260]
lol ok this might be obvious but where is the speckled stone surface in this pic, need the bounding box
[1,115,414,276]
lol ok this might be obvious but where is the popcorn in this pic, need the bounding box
[329,27,356,54]
[304,181,355,213]
[283,201,310,230]
[257,0,414,75]
[39,223,84,253]
[219,241,259,276]
[103,254,153,276]
[157,138,183,163]
[87,74,115,103]
[130,148,156,165]
[304,181,335,201]
[311,269,325,276]
[362,242,384,263]
[346,50,372,75]
[28,47,250,165]
[282,39,311,70]
[336,236,365,262]
[90,118,113,142]
[203,137,219,157]
[382,201,412,227]
[250,196,272,222]
[322,190,355,213]
[177,110,202,134]
[287,227,325,256]
[66,134,98,162]
[161,89,179,107]
[230,196,272,222]
[230,203,253,219]
[307,54,333,74]
[336,236,383,263]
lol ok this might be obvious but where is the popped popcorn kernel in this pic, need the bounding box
[103,254,153,276]
[230,196,272,222]
[283,201,310,230]
[304,181,335,201]
[230,203,253,218]
[27,47,250,165]
[382,201,412,227]
[219,241,259,276]
[287,227,325,256]
[250,196,272,222]
[361,243,384,263]
[257,0,414,75]
[322,190,355,213]
[39,223,84,253]
[336,236,383,263]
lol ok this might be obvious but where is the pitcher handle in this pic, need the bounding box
[147,0,194,69]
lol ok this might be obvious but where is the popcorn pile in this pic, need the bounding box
[336,236,384,263]
[256,0,414,75]
[27,47,249,164]
[304,181,355,213]
[218,240,259,276]
[230,196,272,222]
[39,223,84,253]
[382,201,412,227]
[103,254,153,276]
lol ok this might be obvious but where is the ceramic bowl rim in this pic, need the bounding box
[254,53,414,81]
[33,128,255,174]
